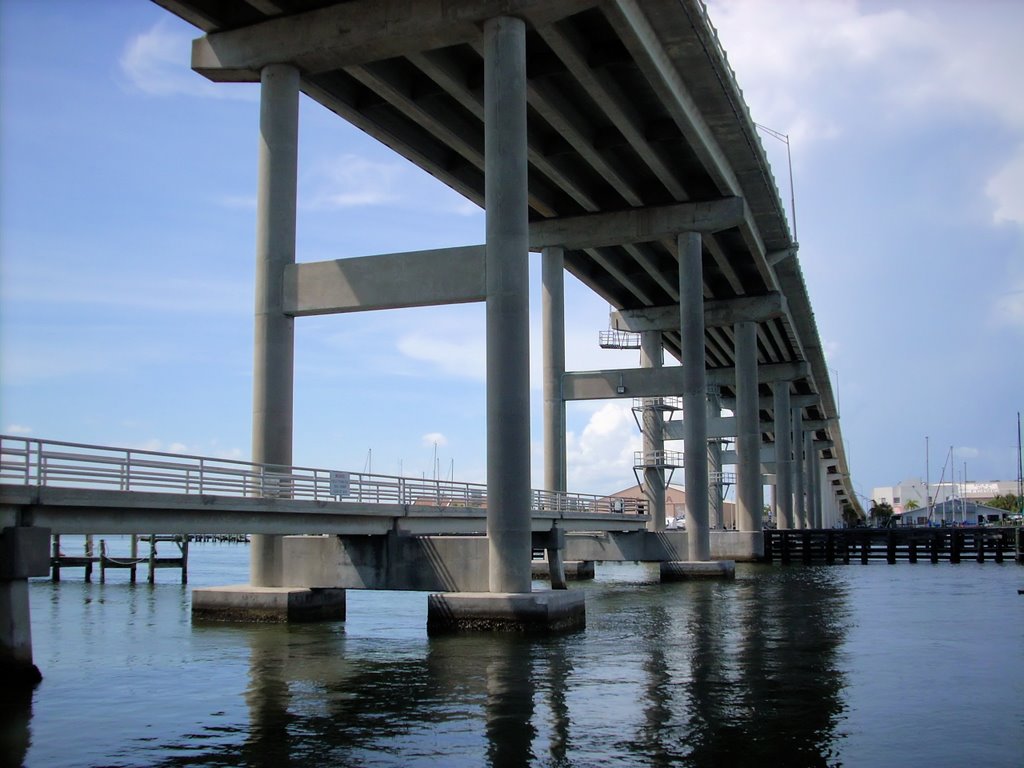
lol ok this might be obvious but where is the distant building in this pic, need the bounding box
[872,477,1018,515]
[894,498,1014,527]
[609,483,737,529]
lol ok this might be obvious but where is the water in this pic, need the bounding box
[5,540,1023,767]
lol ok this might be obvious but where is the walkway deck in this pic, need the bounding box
[0,436,648,536]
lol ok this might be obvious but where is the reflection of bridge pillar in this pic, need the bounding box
[679,232,710,562]
[773,384,794,529]
[792,407,806,529]
[734,321,762,532]
[250,63,298,588]
[483,16,531,595]
[804,430,816,529]
[542,246,567,494]
[640,331,666,532]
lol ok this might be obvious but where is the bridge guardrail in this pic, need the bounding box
[0,435,644,517]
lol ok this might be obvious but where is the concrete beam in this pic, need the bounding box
[721,393,820,410]
[664,416,733,442]
[283,246,486,316]
[562,362,807,401]
[191,0,593,81]
[528,197,744,249]
[612,292,785,332]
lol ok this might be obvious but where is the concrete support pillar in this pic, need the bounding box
[679,232,710,561]
[484,16,531,594]
[813,454,824,528]
[792,407,806,529]
[542,246,567,493]
[706,392,724,529]
[734,321,762,532]
[250,63,299,588]
[773,384,794,529]
[640,331,666,531]
[804,430,816,529]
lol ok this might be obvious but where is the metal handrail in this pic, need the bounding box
[0,435,644,516]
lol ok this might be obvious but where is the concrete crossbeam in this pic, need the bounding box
[611,292,786,332]
[191,0,594,81]
[283,246,486,316]
[528,197,744,249]
[561,361,807,401]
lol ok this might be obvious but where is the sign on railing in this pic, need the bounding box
[0,435,644,516]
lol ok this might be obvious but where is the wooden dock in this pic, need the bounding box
[50,534,191,584]
[763,527,1023,565]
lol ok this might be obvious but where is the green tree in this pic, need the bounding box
[986,493,1022,512]
[905,499,920,511]
[870,500,895,527]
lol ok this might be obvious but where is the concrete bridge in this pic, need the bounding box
[2,0,858,683]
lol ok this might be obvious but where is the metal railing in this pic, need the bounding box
[0,435,644,516]
[633,449,685,469]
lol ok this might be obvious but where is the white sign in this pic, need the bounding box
[330,471,351,497]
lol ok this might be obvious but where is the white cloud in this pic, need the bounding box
[130,438,242,460]
[1,262,249,315]
[709,0,929,143]
[566,402,642,494]
[989,282,1024,333]
[986,145,1024,227]
[422,432,448,448]
[4,424,33,435]
[303,154,403,209]
[120,21,256,101]
[954,446,980,461]
[395,330,485,380]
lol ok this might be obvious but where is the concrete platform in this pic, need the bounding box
[660,560,736,581]
[427,590,586,634]
[530,560,596,581]
[191,585,346,623]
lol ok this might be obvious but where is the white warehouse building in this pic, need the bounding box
[871,478,1019,515]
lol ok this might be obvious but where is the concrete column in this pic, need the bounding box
[804,430,816,529]
[773,384,794,529]
[679,232,710,561]
[792,407,805,529]
[484,16,531,594]
[250,63,299,588]
[706,392,723,529]
[734,321,762,532]
[640,331,666,531]
[813,454,824,528]
[542,246,567,493]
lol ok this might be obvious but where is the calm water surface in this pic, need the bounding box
[4,539,1023,767]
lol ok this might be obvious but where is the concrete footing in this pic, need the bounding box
[660,560,736,581]
[426,590,586,634]
[530,560,595,581]
[191,585,346,623]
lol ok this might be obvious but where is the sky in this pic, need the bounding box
[1,0,1022,506]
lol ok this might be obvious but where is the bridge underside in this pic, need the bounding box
[156,0,856,515]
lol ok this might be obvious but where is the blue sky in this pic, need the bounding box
[1,1,1021,504]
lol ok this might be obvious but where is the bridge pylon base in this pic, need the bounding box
[426,590,585,634]
[191,585,346,623]
[660,560,736,581]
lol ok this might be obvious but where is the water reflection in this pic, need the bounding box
[23,567,853,767]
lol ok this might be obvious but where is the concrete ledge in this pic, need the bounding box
[0,655,42,691]
[191,585,346,623]
[660,560,736,581]
[427,590,586,634]
[530,560,595,581]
